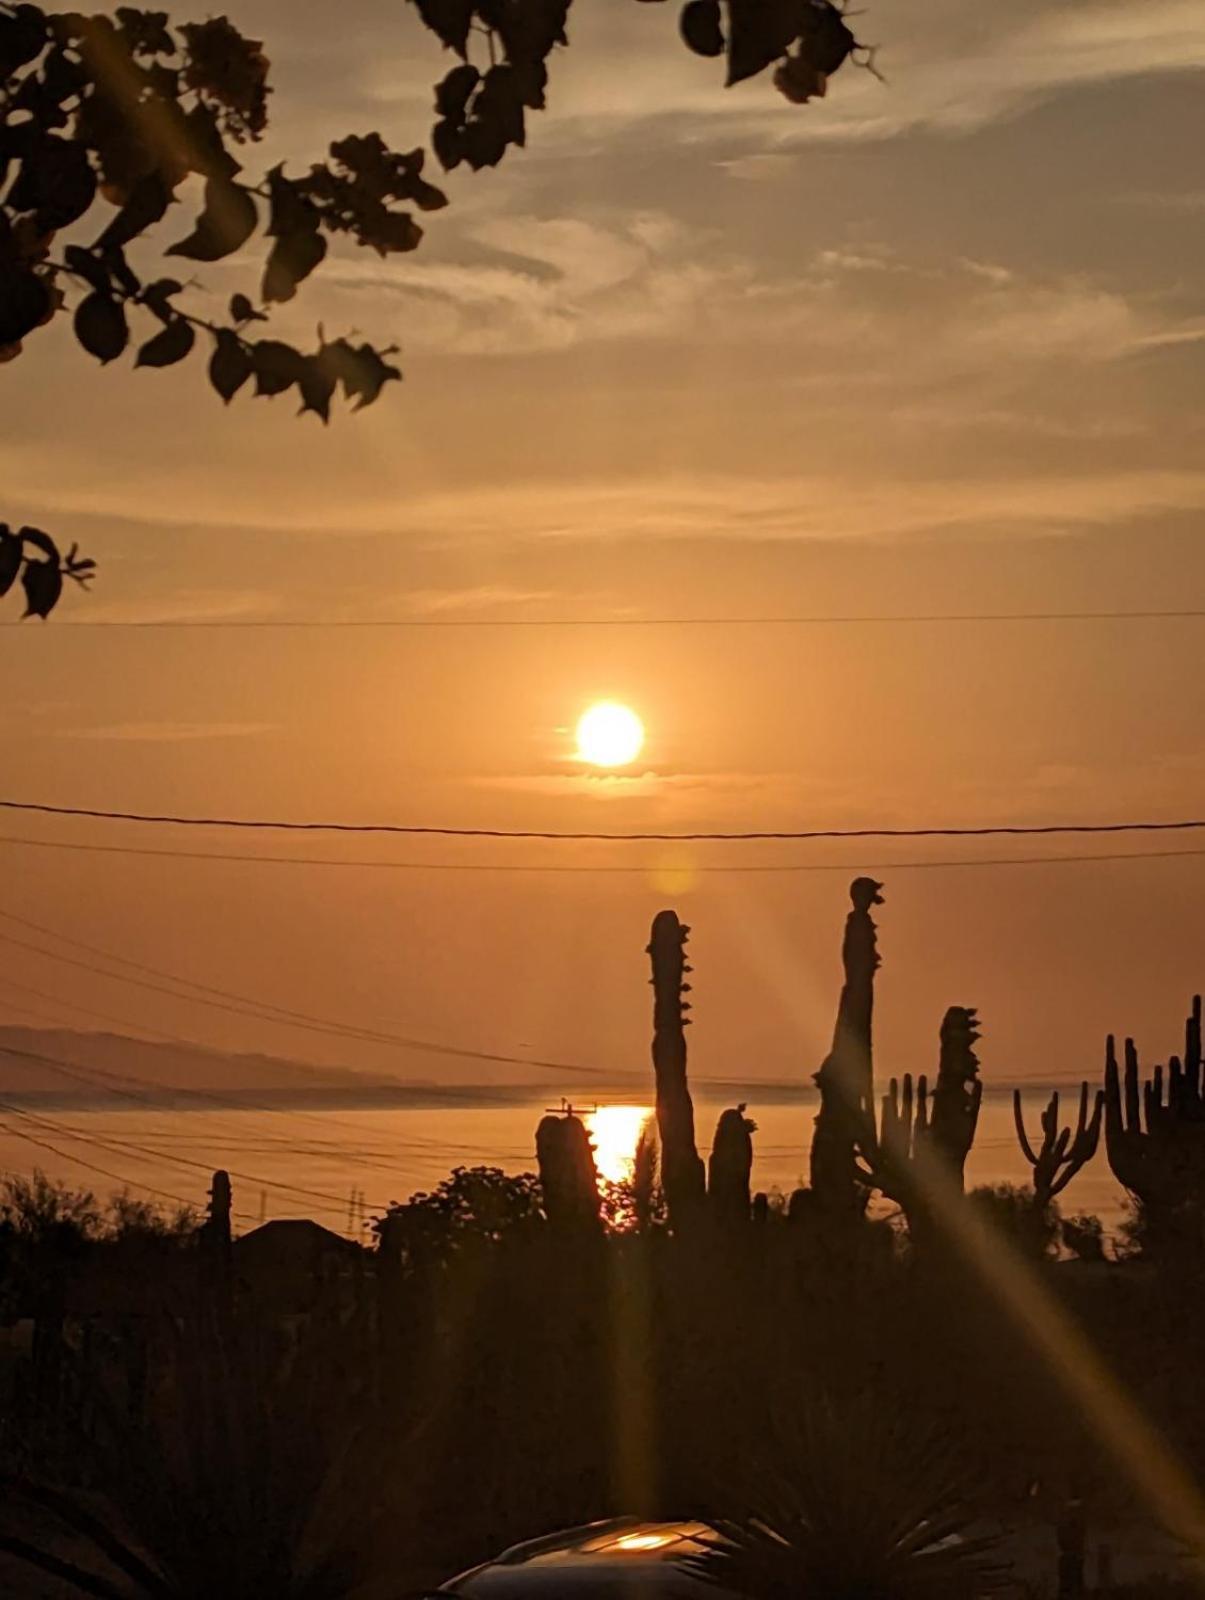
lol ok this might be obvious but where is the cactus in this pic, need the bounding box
[860,1010,985,1241]
[1103,995,1205,1248]
[709,1104,757,1224]
[810,878,883,1220]
[536,1109,601,1230]
[1014,1083,1103,1209]
[647,909,706,1229]
[198,1169,232,1260]
[926,1006,984,1184]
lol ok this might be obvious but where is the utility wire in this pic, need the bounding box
[0,1105,216,1217]
[0,922,614,1077]
[0,1057,381,1209]
[4,609,1205,630]
[2,830,1205,876]
[0,1034,513,1166]
[4,798,1205,842]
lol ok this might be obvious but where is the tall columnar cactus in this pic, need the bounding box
[925,1006,984,1184]
[648,909,706,1229]
[810,877,883,1220]
[859,1009,984,1242]
[1014,1083,1103,1209]
[1104,995,1205,1248]
[536,1108,602,1231]
[708,1104,757,1224]
[199,1169,232,1257]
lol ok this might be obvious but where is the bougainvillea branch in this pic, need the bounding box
[1,0,872,613]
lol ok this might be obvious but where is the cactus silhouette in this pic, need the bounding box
[709,1104,757,1224]
[647,909,706,1229]
[536,1108,602,1230]
[927,1007,984,1184]
[1014,1083,1103,1209]
[811,878,883,1220]
[860,1010,984,1240]
[1104,996,1205,1248]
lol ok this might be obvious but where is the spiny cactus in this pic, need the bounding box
[1014,1083,1103,1209]
[926,1006,984,1184]
[859,1009,984,1241]
[648,908,706,1229]
[536,1109,602,1231]
[810,878,883,1220]
[1104,995,1205,1248]
[709,1104,757,1224]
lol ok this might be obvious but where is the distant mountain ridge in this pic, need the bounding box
[0,1025,1082,1110]
[0,1024,396,1104]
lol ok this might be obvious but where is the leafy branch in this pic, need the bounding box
[0,523,94,617]
[1,0,873,615]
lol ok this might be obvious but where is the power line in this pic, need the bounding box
[0,1031,515,1166]
[0,921,615,1078]
[4,798,1205,842]
[0,1060,381,1209]
[0,1106,211,1216]
[3,830,1205,875]
[5,609,1205,630]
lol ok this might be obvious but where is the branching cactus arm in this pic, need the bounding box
[1104,1034,1149,1198]
[1015,1084,1103,1208]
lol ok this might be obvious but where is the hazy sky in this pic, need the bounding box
[1,0,1204,1101]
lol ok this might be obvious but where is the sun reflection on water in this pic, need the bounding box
[586,1104,653,1184]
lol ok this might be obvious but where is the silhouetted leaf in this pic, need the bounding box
[0,529,22,597]
[228,292,264,324]
[21,558,62,619]
[680,0,724,57]
[135,317,194,367]
[94,170,170,252]
[140,277,183,319]
[801,0,856,73]
[8,135,96,229]
[726,0,797,84]
[167,177,257,261]
[774,53,826,102]
[261,227,326,303]
[434,62,479,120]
[17,525,57,561]
[73,292,128,363]
[413,0,473,56]
[209,329,252,402]
[250,338,306,396]
[298,354,337,422]
[319,339,401,409]
[0,265,51,344]
[431,118,463,171]
[0,5,47,74]
[63,244,111,294]
[114,6,175,56]
[365,212,422,254]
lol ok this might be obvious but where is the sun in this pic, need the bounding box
[576,701,644,767]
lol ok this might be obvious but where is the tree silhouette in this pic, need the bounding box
[1,0,872,612]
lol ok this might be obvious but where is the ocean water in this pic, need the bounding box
[0,1091,1129,1241]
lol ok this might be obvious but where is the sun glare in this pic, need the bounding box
[587,1105,653,1184]
[576,701,644,767]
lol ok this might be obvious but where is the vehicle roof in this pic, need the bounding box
[441,1519,727,1597]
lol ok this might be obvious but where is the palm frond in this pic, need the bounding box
[688,1391,1010,1600]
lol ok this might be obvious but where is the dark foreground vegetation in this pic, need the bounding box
[2,883,1205,1597]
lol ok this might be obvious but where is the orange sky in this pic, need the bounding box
[1,0,1204,1102]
